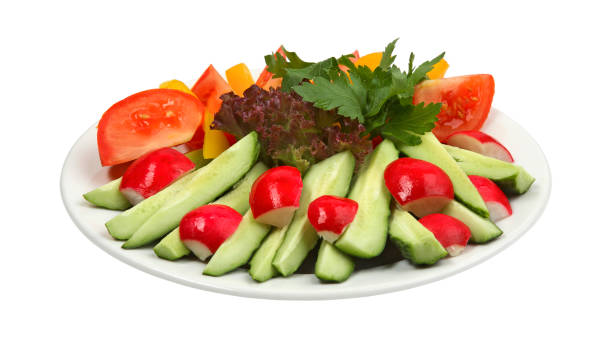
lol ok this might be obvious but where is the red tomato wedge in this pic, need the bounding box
[97,89,204,166]
[191,65,232,114]
[413,74,495,142]
[184,125,205,151]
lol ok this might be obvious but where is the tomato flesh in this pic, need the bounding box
[413,74,495,142]
[97,89,204,166]
[191,64,232,114]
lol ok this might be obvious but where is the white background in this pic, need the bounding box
[1,1,610,343]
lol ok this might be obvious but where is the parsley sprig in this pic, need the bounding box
[264,39,444,146]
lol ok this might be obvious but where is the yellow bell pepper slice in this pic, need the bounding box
[225,63,254,97]
[203,111,230,158]
[160,79,229,158]
[427,59,449,79]
[159,79,197,97]
[355,52,383,71]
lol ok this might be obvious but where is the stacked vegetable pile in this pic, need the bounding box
[84,40,534,283]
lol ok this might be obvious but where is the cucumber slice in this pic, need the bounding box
[398,132,489,218]
[272,151,355,277]
[203,210,270,276]
[83,149,206,211]
[442,200,502,243]
[122,132,259,248]
[249,226,288,282]
[388,209,447,265]
[212,162,268,214]
[335,139,398,258]
[106,172,198,240]
[83,178,131,211]
[152,228,188,261]
[153,162,268,260]
[443,144,535,195]
[315,241,354,282]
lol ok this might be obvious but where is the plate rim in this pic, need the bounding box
[60,108,552,300]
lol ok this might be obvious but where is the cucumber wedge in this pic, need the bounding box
[122,132,259,248]
[442,200,502,243]
[152,228,189,260]
[84,149,206,211]
[203,210,270,276]
[335,139,398,258]
[272,151,355,277]
[249,226,288,282]
[212,162,269,214]
[105,172,198,240]
[153,162,268,260]
[315,241,354,282]
[398,132,489,218]
[388,209,447,265]
[443,144,535,195]
[83,178,131,211]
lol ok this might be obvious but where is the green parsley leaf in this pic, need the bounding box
[410,52,445,84]
[380,101,442,145]
[379,38,398,71]
[264,47,313,79]
[293,76,366,121]
[266,39,445,146]
[283,57,341,91]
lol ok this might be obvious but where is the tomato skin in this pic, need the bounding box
[414,74,495,142]
[97,89,204,166]
[190,65,232,114]
[184,126,205,151]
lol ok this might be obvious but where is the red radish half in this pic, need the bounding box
[419,214,471,257]
[446,130,514,162]
[469,175,513,222]
[119,147,195,205]
[384,158,454,217]
[307,195,359,243]
[249,166,303,228]
[179,205,243,261]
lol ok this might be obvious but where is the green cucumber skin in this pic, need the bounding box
[153,228,188,260]
[315,241,354,283]
[388,209,447,265]
[105,172,198,240]
[203,210,271,276]
[83,178,131,211]
[272,151,355,277]
[443,145,535,195]
[442,201,502,243]
[335,140,399,258]
[153,162,268,261]
[122,132,259,249]
[399,132,489,218]
[212,162,268,214]
[249,226,288,282]
[83,149,206,211]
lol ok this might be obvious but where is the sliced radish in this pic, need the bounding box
[307,195,359,243]
[446,130,514,162]
[384,158,454,217]
[468,175,513,222]
[179,205,243,261]
[249,166,303,228]
[119,147,195,205]
[419,214,471,257]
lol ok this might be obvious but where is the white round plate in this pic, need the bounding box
[61,108,551,300]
